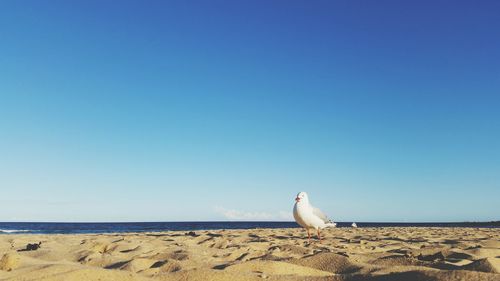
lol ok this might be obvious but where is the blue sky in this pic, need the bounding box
[0,1,499,222]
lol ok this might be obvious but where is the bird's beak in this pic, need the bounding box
[295,197,300,202]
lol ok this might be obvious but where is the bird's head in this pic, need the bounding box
[295,191,309,203]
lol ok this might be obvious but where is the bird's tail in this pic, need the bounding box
[325,221,337,228]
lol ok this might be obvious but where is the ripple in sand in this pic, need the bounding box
[118,258,157,273]
[168,250,189,261]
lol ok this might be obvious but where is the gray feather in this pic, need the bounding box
[312,206,331,223]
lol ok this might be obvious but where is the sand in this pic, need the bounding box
[0,227,499,281]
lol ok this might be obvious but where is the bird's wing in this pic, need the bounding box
[312,206,331,223]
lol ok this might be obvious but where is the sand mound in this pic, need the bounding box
[0,252,21,271]
[225,260,333,277]
[461,257,500,273]
[291,252,361,274]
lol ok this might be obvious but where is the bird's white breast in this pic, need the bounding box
[293,202,326,229]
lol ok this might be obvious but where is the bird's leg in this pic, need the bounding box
[307,229,311,243]
[317,229,321,243]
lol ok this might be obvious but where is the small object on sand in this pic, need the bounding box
[293,191,337,242]
[21,242,42,251]
[186,231,198,237]
[352,222,357,228]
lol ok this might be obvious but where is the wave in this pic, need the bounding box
[0,229,32,233]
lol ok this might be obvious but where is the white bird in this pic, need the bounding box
[352,222,357,228]
[293,191,336,242]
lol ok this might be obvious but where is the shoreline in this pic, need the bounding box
[1,221,499,235]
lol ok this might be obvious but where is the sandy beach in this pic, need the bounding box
[0,227,499,281]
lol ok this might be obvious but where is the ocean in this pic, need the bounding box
[0,221,498,234]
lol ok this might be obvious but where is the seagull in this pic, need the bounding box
[352,222,358,228]
[293,191,336,242]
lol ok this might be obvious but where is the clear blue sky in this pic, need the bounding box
[1,1,499,222]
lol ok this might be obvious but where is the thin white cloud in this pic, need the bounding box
[278,211,294,220]
[214,206,293,221]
